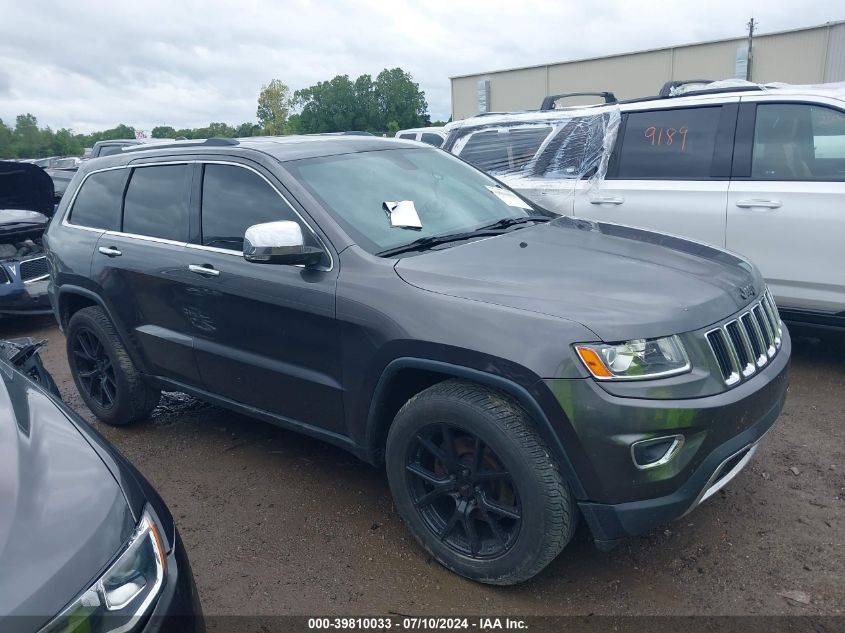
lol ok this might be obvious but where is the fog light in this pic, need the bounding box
[631,435,685,470]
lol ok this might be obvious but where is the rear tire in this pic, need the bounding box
[66,306,160,425]
[385,379,576,585]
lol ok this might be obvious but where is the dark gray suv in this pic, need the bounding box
[44,136,790,585]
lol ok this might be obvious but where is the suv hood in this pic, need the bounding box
[0,340,133,624]
[395,218,763,342]
[0,161,55,217]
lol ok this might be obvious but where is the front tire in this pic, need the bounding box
[66,306,160,425]
[385,380,576,585]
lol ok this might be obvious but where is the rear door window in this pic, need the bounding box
[122,165,190,241]
[398,133,417,140]
[200,164,303,251]
[69,169,126,231]
[616,107,722,179]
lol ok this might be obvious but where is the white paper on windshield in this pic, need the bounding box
[383,200,423,229]
[486,186,532,209]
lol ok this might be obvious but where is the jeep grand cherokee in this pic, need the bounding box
[44,136,790,585]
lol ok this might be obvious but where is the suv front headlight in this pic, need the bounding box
[575,335,690,380]
[41,507,166,633]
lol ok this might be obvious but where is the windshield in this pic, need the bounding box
[286,147,543,255]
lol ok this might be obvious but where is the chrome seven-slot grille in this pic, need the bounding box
[705,289,783,386]
[19,256,50,283]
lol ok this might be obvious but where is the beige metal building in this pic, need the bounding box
[450,20,845,120]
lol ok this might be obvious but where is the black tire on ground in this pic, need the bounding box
[66,306,160,426]
[385,379,577,585]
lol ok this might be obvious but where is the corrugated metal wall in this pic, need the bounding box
[825,22,845,82]
[450,21,845,120]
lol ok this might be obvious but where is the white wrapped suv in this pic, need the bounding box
[443,81,845,330]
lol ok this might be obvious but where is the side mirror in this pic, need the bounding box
[243,221,323,266]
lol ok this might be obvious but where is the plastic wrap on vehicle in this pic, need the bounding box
[443,106,621,214]
[670,78,845,97]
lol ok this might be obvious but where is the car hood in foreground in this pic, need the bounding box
[0,161,55,217]
[0,345,133,625]
[395,218,763,342]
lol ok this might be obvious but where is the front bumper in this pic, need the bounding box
[545,328,790,547]
[0,278,51,316]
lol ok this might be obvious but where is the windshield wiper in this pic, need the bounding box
[476,215,551,231]
[377,229,506,258]
[377,216,553,258]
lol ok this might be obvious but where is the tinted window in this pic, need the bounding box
[617,107,722,178]
[97,145,125,157]
[69,169,125,230]
[752,103,845,181]
[398,133,417,140]
[201,164,300,250]
[459,127,551,173]
[123,165,189,241]
[421,133,444,147]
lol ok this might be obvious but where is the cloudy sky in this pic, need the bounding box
[0,0,842,133]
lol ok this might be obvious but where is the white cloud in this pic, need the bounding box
[0,0,841,133]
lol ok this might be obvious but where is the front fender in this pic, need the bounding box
[363,356,589,500]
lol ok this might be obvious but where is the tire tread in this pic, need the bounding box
[67,306,160,425]
[391,379,576,585]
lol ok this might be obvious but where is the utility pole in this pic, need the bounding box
[746,17,757,81]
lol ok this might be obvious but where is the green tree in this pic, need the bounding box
[373,68,428,131]
[293,68,429,135]
[0,119,13,158]
[256,79,293,135]
[206,122,237,137]
[295,74,361,134]
[353,74,378,131]
[235,122,261,137]
[151,125,176,138]
[50,128,83,156]
[13,114,46,158]
[285,114,302,135]
[87,124,136,144]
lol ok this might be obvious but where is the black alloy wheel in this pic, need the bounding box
[70,327,118,409]
[406,422,522,559]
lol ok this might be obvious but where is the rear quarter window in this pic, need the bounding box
[421,133,444,147]
[68,169,126,231]
[458,127,551,173]
[96,145,125,157]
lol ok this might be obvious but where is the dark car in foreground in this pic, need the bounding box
[0,338,203,632]
[0,162,55,317]
[44,136,789,585]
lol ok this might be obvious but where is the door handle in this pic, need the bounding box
[735,199,782,209]
[589,196,625,205]
[188,264,220,277]
[97,246,122,257]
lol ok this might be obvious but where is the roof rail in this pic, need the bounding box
[122,137,240,152]
[540,92,617,110]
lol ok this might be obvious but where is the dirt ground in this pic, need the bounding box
[4,316,843,618]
